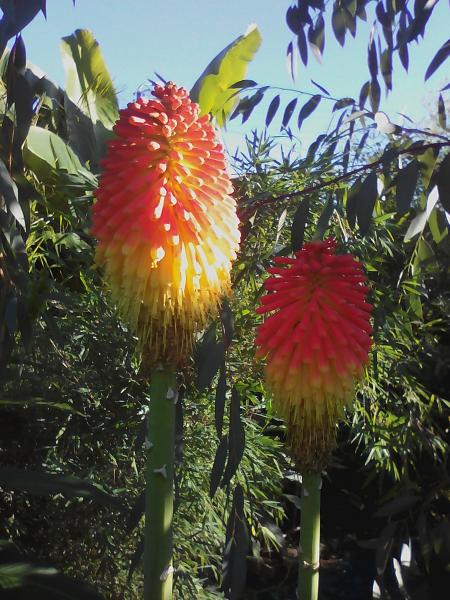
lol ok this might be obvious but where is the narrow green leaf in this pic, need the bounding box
[315,195,335,239]
[297,94,321,130]
[0,159,24,228]
[230,89,265,123]
[221,387,245,487]
[333,97,355,111]
[286,5,302,34]
[396,160,420,214]
[215,363,227,437]
[223,484,248,599]
[310,79,330,96]
[286,40,296,80]
[356,171,378,235]
[347,178,361,228]
[229,79,258,89]
[209,436,228,498]
[425,37,450,80]
[428,207,448,244]
[291,198,310,251]
[332,5,346,46]
[265,95,280,126]
[359,80,370,108]
[437,94,446,129]
[194,324,225,390]
[368,34,378,79]
[381,48,393,91]
[404,210,427,241]
[297,28,308,66]
[282,98,298,128]
[307,15,325,62]
[436,153,450,212]
[369,78,381,112]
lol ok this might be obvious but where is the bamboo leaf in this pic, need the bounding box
[297,28,308,66]
[282,98,298,128]
[194,324,225,391]
[286,40,297,80]
[297,94,321,130]
[381,48,393,91]
[315,195,336,239]
[265,94,280,126]
[356,171,378,235]
[291,198,310,251]
[308,15,325,63]
[215,363,227,437]
[310,79,330,96]
[333,97,355,111]
[209,435,228,498]
[332,5,346,47]
[425,37,450,80]
[223,484,248,600]
[437,94,446,129]
[221,387,245,487]
[396,160,420,213]
[436,153,450,213]
[0,159,24,228]
[370,78,381,112]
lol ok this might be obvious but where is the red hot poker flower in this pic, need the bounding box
[255,238,373,469]
[91,82,240,365]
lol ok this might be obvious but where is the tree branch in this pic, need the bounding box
[239,140,450,213]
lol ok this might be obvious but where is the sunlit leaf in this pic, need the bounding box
[190,25,262,127]
[60,29,118,164]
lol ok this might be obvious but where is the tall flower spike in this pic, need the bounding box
[92,82,240,365]
[255,238,373,470]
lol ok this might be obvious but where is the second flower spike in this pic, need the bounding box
[255,238,373,470]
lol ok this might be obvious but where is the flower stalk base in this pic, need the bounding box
[144,367,177,600]
[298,472,321,600]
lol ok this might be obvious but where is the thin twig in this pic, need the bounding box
[239,140,450,211]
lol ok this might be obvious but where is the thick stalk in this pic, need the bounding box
[298,471,321,600]
[144,367,177,600]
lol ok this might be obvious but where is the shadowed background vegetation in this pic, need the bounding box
[1,1,449,598]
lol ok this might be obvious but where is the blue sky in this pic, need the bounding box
[18,0,450,153]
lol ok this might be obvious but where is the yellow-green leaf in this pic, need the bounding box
[61,29,118,129]
[190,25,262,127]
[60,29,118,164]
[24,126,85,180]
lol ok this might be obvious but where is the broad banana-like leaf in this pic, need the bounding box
[60,29,118,167]
[24,126,95,185]
[190,25,262,127]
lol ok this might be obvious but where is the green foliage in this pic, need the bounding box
[1,4,449,600]
[61,29,119,166]
[190,25,262,127]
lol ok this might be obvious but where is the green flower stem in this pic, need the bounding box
[297,471,321,600]
[144,367,177,600]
